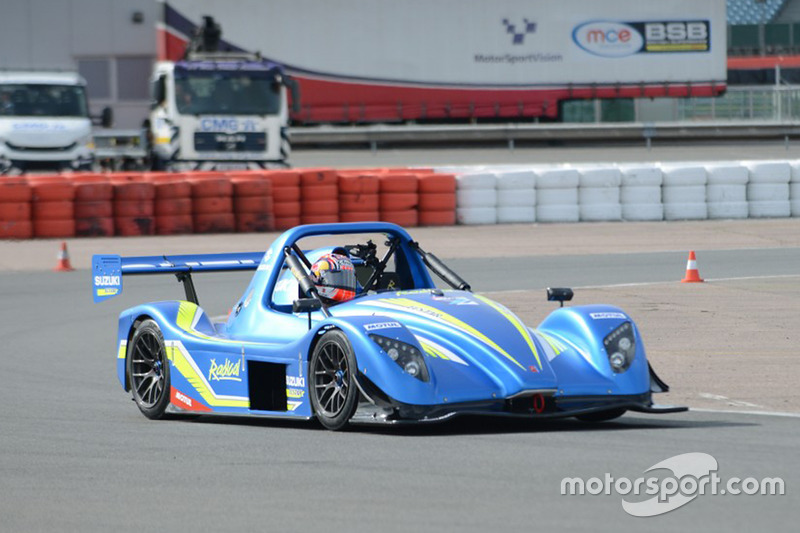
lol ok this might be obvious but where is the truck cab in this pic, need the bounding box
[0,72,98,174]
[146,55,296,171]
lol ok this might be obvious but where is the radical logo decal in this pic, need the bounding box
[573,20,709,58]
[590,312,627,320]
[208,358,242,382]
[502,18,537,45]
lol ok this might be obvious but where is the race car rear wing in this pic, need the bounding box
[92,252,263,304]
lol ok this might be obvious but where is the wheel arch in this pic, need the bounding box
[122,313,156,392]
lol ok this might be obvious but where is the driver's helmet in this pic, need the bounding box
[310,252,357,304]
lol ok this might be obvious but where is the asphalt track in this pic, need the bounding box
[1,250,797,531]
[3,141,799,531]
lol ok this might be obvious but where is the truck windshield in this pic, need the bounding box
[0,84,89,118]
[174,70,281,115]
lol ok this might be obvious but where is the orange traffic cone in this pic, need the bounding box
[680,250,703,283]
[54,241,74,272]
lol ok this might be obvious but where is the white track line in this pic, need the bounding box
[484,273,800,294]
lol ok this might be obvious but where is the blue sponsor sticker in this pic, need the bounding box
[92,255,122,303]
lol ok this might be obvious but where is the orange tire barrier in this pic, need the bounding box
[76,217,115,237]
[275,216,302,229]
[338,174,380,195]
[419,173,456,193]
[73,174,114,237]
[339,211,380,223]
[0,177,33,203]
[193,196,233,215]
[229,171,275,232]
[268,170,302,230]
[113,180,154,237]
[418,210,456,226]
[0,220,33,239]
[27,177,76,238]
[33,219,76,239]
[380,192,418,211]
[339,193,379,212]
[274,187,301,202]
[0,202,31,220]
[236,212,276,233]
[115,216,156,236]
[194,213,235,233]
[379,173,418,193]
[418,173,456,227]
[418,192,456,211]
[233,196,273,213]
[380,209,418,227]
[147,173,191,236]
[301,168,338,224]
[380,173,418,226]
[1,178,33,239]
[156,214,194,235]
[189,177,233,198]
[301,214,339,225]
[114,200,155,217]
[33,200,74,220]
[154,197,192,217]
[187,175,233,233]
[273,202,302,218]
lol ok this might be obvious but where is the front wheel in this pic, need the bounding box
[127,319,171,419]
[576,408,627,423]
[309,330,359,430]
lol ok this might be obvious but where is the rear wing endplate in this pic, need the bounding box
[91,252,262,303]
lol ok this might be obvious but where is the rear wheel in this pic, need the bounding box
[128,320,170,419]
[576,408,627,422]
[310,330,359,430]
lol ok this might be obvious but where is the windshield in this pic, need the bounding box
[174,70,281,115]
[0,84,89,118]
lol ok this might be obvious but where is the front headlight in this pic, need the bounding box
[603,321,635,373]
[369,334,430,382]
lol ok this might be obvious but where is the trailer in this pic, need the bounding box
[159,0,727,124]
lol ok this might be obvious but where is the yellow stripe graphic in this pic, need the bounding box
[474,295,542,369]
[166,342,249,409]
[539,332,567,355]
[371,298,525,370]
[117,340,127,360]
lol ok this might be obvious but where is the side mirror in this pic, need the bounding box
[101,106,113,128]
[547,287,573,307]
[292,298,321,314]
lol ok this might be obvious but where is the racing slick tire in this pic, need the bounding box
[310,330,359,431]
[128,320,171,420]
[576,408,627,423]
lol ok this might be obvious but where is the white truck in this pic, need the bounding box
[145,16,299,170]
[0,71,110,174]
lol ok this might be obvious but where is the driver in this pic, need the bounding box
[310,252,358,304]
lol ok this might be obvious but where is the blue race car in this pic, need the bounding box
[93,222,685,430]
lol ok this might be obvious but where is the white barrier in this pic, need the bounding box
[619,165,663,221]
[791,163,800,217]
[578,167,621,221]
[535,168,579,223]
[456,172,497,224]
[447,160,800,225]
[496,170,536,223]
[705,164,749,219]
[661,165,708,220]
[746,161,791,218]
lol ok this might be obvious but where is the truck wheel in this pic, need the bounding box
[128,320,171,419]
[309,330,359,430]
